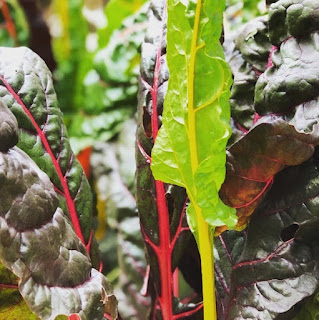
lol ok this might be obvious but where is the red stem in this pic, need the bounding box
[139,2,202,317]
[173,268,179,297]
[146,1,174,318]
[0,283,19,289]
[1,0,17,42]
[0,76,86,246]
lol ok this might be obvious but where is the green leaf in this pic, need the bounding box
[0,264,40,320]
[50,0,91,113]
[151,0,237,229]
[98,0,148,48]
[150,0,236,318]
[0,46,100,267]
[294,289,319,320]
[215,153,319,319]
[0,100,117,319]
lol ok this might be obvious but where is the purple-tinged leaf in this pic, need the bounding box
[0,100,117,319]
[225,15,271,132]
[136,0,202,318]
[215,1,319,318]
[215,153,319,319]
[0,46,99,267]
[218,118,319,232]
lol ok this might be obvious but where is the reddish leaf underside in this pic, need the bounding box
[136,0,203,319]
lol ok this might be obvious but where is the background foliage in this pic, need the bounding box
[2,0,319,319]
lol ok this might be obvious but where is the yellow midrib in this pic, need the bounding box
[186,1,217,320]
[187,0,202,177]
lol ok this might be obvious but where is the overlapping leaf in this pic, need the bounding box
[216,154,319,319]
[136,0,203,318]
[219,118,319,231]
[0,46,99,266]
[90,120,151,318]
[215,0,319,318]
[225,15,271,131]
[222,0,319,231]
[0,100,117,319]
[151,0,237,231]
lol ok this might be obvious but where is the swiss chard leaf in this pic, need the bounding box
[90,121,151,318]
[268,0,319,46]
[72,5,148,153]
[150,0,236,318]
[216,0,319,318]
[0,100,117,319]
[0,46,99,266]
[151,0,237,229]
[97,0,148,48]
[216,153,319,319]
[219,118,319,231]
[136,0,203,318]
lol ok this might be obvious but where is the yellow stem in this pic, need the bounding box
[186,0,217,318]
[194,202,216,319]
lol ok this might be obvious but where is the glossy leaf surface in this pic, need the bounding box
[216,153,319,319]
[136,0,203,318]
[215,0,319,318]
[0,100,117,320]
[151,0,236,230]
[0,46,99,265]
[220,118,319,231]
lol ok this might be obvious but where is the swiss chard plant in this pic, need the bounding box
[136,0,203,318]
[2,0,319,319]
[0,46,117,319]
[141,0,319,319]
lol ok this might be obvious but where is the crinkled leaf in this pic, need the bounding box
[268,0,319,46]
[151,0,237,229]
[90,120,150,318]
[225,15,271,131]
[116,217,151,319]
[0,46,99,266]
[255,32,319,115]
[219,118,319,231]
[0,100,117,320]
[215,153,319,319]
[136,0,203,318]
[217,1,319,317]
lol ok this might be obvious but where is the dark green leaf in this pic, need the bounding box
[0,99,117,319]
[0,46,99,266]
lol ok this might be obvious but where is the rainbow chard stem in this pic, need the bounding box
[136,0,203,318]
[151,0,237,319]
